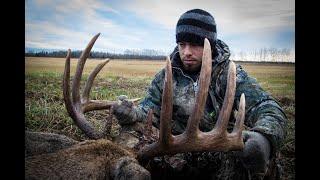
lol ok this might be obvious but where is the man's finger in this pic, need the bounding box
[117,95,128,101]
[122,100,133,107]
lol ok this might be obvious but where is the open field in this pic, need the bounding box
[25,57,165,78]
[25,57,295,179]
[25,57,295,100]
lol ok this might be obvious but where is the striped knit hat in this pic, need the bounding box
[176,9,217,47]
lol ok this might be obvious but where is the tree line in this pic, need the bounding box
[230,48,295,63]
[25,48,295,63]
[25,50,167,60]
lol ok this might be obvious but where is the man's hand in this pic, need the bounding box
[112,96,138,125]
[237,130,271,174]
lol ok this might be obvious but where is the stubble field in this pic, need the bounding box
[25,57,295,179]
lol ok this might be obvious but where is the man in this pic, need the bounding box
[113,9,287,179]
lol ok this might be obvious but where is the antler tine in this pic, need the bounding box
[159,56,173,145]
[62,33,112,139]
[63,48,102,139]
[81,100,115,113]
[137,57,173,161]
[185,38,212,137]
[80,58,141,113]
[72,33,101,107]
[232,93,245,134]
[63,49,75,118]
[80,58,140,113]
[82,59,110,103]
[212,61,236,134]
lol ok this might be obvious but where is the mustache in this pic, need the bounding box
[182,57,197,61]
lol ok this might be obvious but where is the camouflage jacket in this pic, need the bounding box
[135,39,287,157]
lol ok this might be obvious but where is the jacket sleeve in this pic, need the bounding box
[134,69,165,127]
[218,62,288,157]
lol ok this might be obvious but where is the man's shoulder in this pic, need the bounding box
[213,61,253,93]
[217,61,249,80]
[235,63,249,80]
[150,68,166,84]
[154,68,166,78]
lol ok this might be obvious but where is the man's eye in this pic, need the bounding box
[190,43,199,47]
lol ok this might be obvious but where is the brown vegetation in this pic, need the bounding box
[26,34,294,178]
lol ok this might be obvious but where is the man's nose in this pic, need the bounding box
[184,45,192,56]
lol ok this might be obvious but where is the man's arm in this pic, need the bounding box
[113,69,165,126]
[218,62,287,157]
[236,64,287,156]
[137,69,165,126]
[216,62,287,174]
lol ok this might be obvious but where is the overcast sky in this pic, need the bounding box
[25,0,295,55]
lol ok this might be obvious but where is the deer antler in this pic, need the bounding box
[63,33,139,139]
[138,38,246,161]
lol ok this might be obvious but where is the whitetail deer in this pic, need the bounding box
[25,33,246,180]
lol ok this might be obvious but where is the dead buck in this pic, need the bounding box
[25,33,246,180]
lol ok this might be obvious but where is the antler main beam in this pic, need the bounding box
[63,33,139,139]
[138,39,246,161]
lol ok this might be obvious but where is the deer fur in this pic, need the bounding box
[25,132,151,180]
[25,131,78,157]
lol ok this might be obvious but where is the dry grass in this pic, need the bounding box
[25,57,165,78]
[25,57,295,179]
[238,62,295,100]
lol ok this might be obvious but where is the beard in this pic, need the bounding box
[182,59,202,72]
[182,63,201,72]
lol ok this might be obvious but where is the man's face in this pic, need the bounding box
[178,42,204,72]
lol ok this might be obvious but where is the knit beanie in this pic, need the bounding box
[176,9,217,47]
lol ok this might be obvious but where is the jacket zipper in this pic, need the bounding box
[172,67,199,95]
